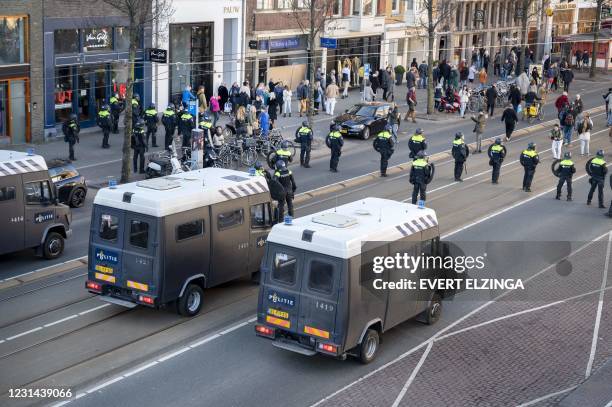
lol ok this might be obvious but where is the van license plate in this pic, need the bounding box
[268,308,289,319]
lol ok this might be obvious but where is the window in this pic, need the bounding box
[83,27,113,52]
[55,67,74,123]
[49,167,78,183]
[0,186,16,202]
[333,0,342,15]
[130,220,149,249]
[256,0,274,9]
[54,29,80,54]
[308,260,334,294]
[0,16,28,65]
[352,0,361,16]
[115,27,130,51]
[251,203,273,228]
[24,181,52,204]
[176,219,204,241]
[391,0,399,14]
[217,209,244,231]
[99,214,119,242]
[363,0,373,15]
[272,252,297,285]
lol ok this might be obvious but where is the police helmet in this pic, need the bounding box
[415,128,423,135]
[280,140,289,149]
[136,118,145,128]
[416,151,426,159]
[455,132,463,139]
[333,124,341,132]
[134,93,140,101]
[385,123,393,131]
[528,142,536,150]
[69,113,77,121]
[564,152,572,159]
[168,103,175,110]
[101,104,109,111]
[596,149,604,157]
[149,102,155,109]
[302,120,309,128]
[254,161,264,170]
[495,137,502,145]
[275,160,286,170]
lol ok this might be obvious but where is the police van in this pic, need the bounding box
[86,168,274,316]
[0,150,72,259]
[255,197,452,363]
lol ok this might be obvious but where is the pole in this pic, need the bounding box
[154,0,159,110]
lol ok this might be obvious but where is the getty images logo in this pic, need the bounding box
[95,249,118,264]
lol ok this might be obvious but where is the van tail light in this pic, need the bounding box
[139,295,155,305]
[255,324,275,338]
[317,343,339,355]
[86,280,102,293]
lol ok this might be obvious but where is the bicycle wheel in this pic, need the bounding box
[468,97,479,113]
[242,149,258,167]
[285,140,297,158]
[538,108,544,121]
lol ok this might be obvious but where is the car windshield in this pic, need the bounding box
[347,105,377,117]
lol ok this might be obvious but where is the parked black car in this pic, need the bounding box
[331,102,395,140]
[48,160,87,208]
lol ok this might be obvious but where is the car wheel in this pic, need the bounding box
[177,284,204,317]
[42,232,64,260]
[361,127,371,140]
[420,292,442,325]
[358,329,379,364]
[69,187,86,208]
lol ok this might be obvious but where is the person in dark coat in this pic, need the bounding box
[508,85,522,112]
[218,84,229,110]
[485,84,498,116]
[326,125,344,172]
[268,94,279,125]
[373,124,395,177]
[488,138,506,184]
[451,132,469,182]
[62,113,80,161]
[131,119,147,174]
[439,60,451,85]
[501,105,518,140]
[161,103,177,151]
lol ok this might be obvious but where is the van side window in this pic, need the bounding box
[308,260,334,294]
[176,220,204,241]
[250,203,272,228]
[272,252,297,285]
[218,209,244,231]
[99,214,119,241]
[24,181,52,204]
[0,186,16,202]
[130,220,149,249]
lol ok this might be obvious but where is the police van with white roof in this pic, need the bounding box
[86,168,274,316]
[255,197,454,363]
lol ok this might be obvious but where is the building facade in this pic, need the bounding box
[382,0,427,70]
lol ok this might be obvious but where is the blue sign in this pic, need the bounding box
[188,99,197,117]
[320,37,337,49]
[364,63,371,77]
[258,37,301,51]
[95,248,119,264]
[418,200,425,209]
[268,291,295,308]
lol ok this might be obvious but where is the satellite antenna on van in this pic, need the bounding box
[378,208,382,223]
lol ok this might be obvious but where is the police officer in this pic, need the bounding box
[326,124,344,172]
[295,121,313,168]
[179,108,195,148]
[520,142,540,192]
[109,93,124,134]
[272,140,293,167]
[408,128,427,159]
[410,151,433,204]
[587,150,608,208]
[96,104,113,149]
[62,113,80,161]
[488,138,507,184]
[373,124,395,177]
[144,103,159,148]
[199,112,214,146]
[554,152,576,201]
[451,132,469,182]
[254,161,270,181]
[274,160,297,222]
[162,103,177,150]
[131,93,142,126]
[131,119,147,174]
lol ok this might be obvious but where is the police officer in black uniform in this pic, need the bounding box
[179,108,195,148]
[554,152,576,201]
[409,151,434,204]
[131,93,143,127]
[451,132,469,182]
[199,112,214,147]
[62,113,80,161]
[161,103,177,151]
[373,124,395,177]
[144,103,159,148]
[295,121,313,168]
[96,104,113,149]
[269,140,293,168]
[109,93,124,134]
[520,142,540,192]
[587,150,608,208]
[131,119,147,174]
[487,138,507,184]
[326,124,344,172]
[273,160,297,222]
[408,128,427,158]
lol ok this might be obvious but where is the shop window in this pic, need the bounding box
[0,16,28,65]
[83,28,113,53]
[54,29,80,54]
[55,67,74,123]
[115,27,130,51]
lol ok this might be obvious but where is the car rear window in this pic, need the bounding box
[99,214,119,242]
[130,220,149,249]
[308,260,334,294]
[348,105,377,117]
[272,252,297,285]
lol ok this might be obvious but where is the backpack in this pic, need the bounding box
[564,113,574,127]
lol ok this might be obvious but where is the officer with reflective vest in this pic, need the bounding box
[131,94,142,126]
[96,104,113,149]
[326,124,344,172]
[109,93,124,134]
[62,113,80,161]
[410,151,434,204]
[295,121,313,168]
[131,119,147,174]
[408,128,427,159]
[272,140,293,167]
[487,138,507,184]
[144,103,159,148]
[254,161,271,182]
[373,124,395,177]
[199,112,214,146]
[179,109,195,148]
[520,142,540,192]
[162,104,177,151]
[451,132,469,182]
[587,150,608,208]
[554,152,576,201]
[273,160,297,222]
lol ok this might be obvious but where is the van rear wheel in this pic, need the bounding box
[42,232,64,260]
[358,329,379,364]
[420,292,442,325]
[177,284,204,317]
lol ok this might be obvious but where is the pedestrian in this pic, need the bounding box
[501,104,518,141]
[161,103,177,151]
[418,61,428,89]
[460,63,469,87]
[458,86,469,118]
[342,63,351,98]
[218,83,229,111]
[488,138,506,184]
[299,80,309,117]
[573,94,584,115]
[550,124,563,160]
[326,124,344,172]
[405,67,416,90]
[62,113,80,161]
[575,49,582,69]
[471,110,487,153]
[96,104,113,149]
[273,140,293,167]
[259,108,270,139]
[468,64,477,85]
[434,84,443,110]
[561,105,575,145]
[478,68,488,89]
[371,71,380,95]
[131,119,147,174]
[554,152,575,201]
[313,81,322,114]
[582,50,589,70]
[131,93,142,127]
[577,111,593,156]
[493,51,501,76]
[373,124,395,177]
[143,103,159,148]
[324,81,339,115]
[387,105,400,138]
[404,88,417,123]
[363,80,375,102]
[282,85,292,117]
[409,151,433,204]
[502,59,513,81]
[520,142,539,192]
[485,84,497,116]
[531,66,540,85]
[295,121,313,168]
[197,86,208,114]
[273,160,296,221]
[561,68,574,92]
[451,132,469,182]
[555,91,569,113]
[179,107,195,148]
[608,173,612,217]
[604,88,612,121]
[439,59,451,85]
[182,85,196,108]
[408,128,427,158]
[508,85,521,113]
[267,94,278,126]
[209,94,221,126]
[109,93,123,134]
[381,67,391,101]
[587,150,607,208]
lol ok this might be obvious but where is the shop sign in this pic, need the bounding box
[474,9,485,22]
[148,48,167,63]
[320,37,338,49]
[555,3,576,10]
[258,37,302,52]
[248,40,258,50]
[83,28,112,51]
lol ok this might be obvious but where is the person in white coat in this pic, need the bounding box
[458,86,470,118]
[577,112,593,156]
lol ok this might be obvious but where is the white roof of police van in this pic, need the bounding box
[266,197,438,259]
[93,168,269,217]
[0,150,47,177]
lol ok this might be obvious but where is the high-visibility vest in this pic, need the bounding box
[276,149,291,157]
[522,149,537,158]
[329,131,342,139]
[559,159,574,168]
[98,110,110,118]
[491,144,504,152]
[377,131,392,139]
[145,109,157,117]
[452,139,464,146]
[412,159,428,168]
[411,134,425,142]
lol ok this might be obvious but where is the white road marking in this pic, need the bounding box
[189,334,221,349]
[585,231,612,378]
[391,341,434,407]
[43,314,78,328]
[123,361,159,378]
[5,326,43,341]
[515,386,578,407]
[604,399,612,407]
[157,347,191,362]
[78,303,111,315]
[85,376,125,394]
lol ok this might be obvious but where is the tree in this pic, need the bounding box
[515,0,543,76]
[589,0,606,78]
[102,0,174,183]
[418,0,455,115]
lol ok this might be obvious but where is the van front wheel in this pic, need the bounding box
[177,284,204,317]
[42,232,64,259]
[358,329,379,364]
[421,292,442,325]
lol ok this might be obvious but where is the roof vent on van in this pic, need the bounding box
[311,213,358,228]
[122,192,134,203]
[302,230,315,242]
[136,178,181,190]
[222,175,249,182]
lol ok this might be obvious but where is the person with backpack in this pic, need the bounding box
[561,106,575,145]
[409,151,434,204]
[451,132,469,182]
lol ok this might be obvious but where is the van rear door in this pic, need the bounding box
[90,206,125,287]
[121,213,157,297]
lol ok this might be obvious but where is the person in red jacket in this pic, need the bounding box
[555,91,569,113]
